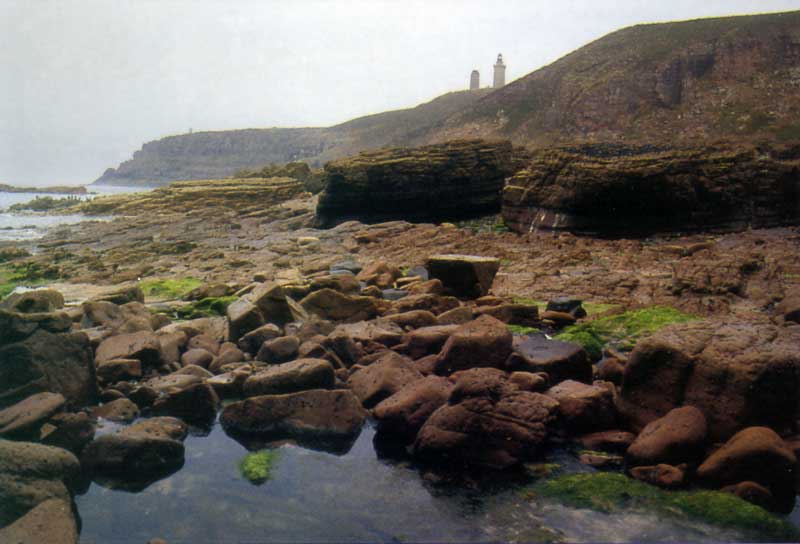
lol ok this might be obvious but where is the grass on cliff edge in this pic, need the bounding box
[139,277,203,300]
[555,305,697,360]
[239,450,279,485]
[533,473,796,541]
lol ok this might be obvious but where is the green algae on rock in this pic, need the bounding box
[239,450,279,485]
[140,278,204,301]
[535,473,797,541]
[555,306,697,359]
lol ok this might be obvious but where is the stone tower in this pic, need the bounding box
[470,70,480,90]
[493,53,506,88]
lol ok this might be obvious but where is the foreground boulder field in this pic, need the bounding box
[2,246,799,542]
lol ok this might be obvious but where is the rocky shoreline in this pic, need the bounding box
[0,141,799,542]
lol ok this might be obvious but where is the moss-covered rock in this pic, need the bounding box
[555,306,697,359]
[175,296,238,320]
[535,472,797,541]
[238,449,279,485]
[139,278,203,300]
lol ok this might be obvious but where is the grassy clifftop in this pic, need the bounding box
[435,10,800,145]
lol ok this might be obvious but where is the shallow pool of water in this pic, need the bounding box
[74,417,790,544]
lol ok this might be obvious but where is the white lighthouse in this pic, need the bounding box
[493,53,506,88]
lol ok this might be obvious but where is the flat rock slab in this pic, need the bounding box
[243,358,335,397]
[0,392,65,437]
[221,389,366,439]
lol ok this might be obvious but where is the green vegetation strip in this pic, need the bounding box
[534,473,796,541]
[139,278,203,300]
[239,450,279,485]
[555,306,697,360]
[175,296,237,320]
[0,262,58,300]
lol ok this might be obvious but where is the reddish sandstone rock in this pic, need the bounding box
[399,324,459,359]
[626,406,708,467]
[92,398,139,423]
[300,289,383,322]
[255,336,300,364]
[544,380,616,433]
[347,352,422,408]
[414,368,559,469]
[373,375,454,439]
[243,359,335,397]
[619,320,800,440]
[220,389,366,439]
[95,331,160,366]
[434,315,512,375]
[697,426,797,512]
[577,430,636,454]
[389,294,461,316]
[630,463,688,489]
[506,335,592,385]
[426,255,500,299]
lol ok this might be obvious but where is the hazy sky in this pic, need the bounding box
[2,0,799,186]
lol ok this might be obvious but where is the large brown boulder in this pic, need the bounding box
[0,439,80,527]
[697,426,797,512]
[506,335,592,384]
[626,406,708,467]
[0,289,64,314]
[373,376,454,439]
[0,329,96,410]
[619,320,800,440]
[227,282,306,340]
[399,325,459,359]
[81,417,187,478]
[243,359,335,397]
[81,300,159,333]
[0,498,78,544]
[434,315,513,375]
[0,309,72,346]
[220,389,366,440]
[414,368,559,469]
[150,382,220,424]
[544,380,617,433]
[95,331,161,366]
[426,255,501,299]
[347,351,422,408]
[316,139,514,227]
[300,289,383,322]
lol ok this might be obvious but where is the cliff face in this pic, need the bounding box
[432,11,800,146]
[94,129,327,187]
[502,144,800,236]
[93,90,491,186]
[95,10,800,187]
[316,139,514,227]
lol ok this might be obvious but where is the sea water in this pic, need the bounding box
[0,185,145,242]
[74,419,797,544]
